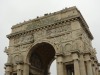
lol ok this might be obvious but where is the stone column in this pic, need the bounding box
[94,61,99,75]
[99,64,100,75]
[16,61,23,75]
[23,63,29,75]
[5,72,10,75]
[95,64,99,75]
[91,58,96,75]
[79,54,86,75]
[56,54,64,75]
[99,70,100,75]
[64,63,67,75]
[85,53,93,75]
[92,64,96,75]
[5,63,12,75]
[72,52,80,75]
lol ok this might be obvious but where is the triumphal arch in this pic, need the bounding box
[5,6,100,75]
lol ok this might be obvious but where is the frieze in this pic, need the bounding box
[7,17,79,39]
[63,43,72,55]
[12,6,76,29]
[46,22,71,39]
[13,33,34,46]
[21,44,31,51]
[13,43,32,52]
[34,30,45,40]
[27,16,57,30]
[46,32,73,50]
[14,46,20,52]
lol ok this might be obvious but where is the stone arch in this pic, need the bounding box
[25,40,57,63]
[26,41,56,75]
[46,56,55,74]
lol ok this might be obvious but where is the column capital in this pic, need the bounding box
[16,61,23,71]
[55,53,64,56]
[16,61,24,65]
[24,62,30,66]
[55,53,64,59]
[84,53,91,61]
[92,63,95,66]
[98,63,100,66]
[56,53,64,63]
[5,63,12,67]
[84,52,91,55]
[5,63,12,72]
[72,52,79,60]
[80,52,84,55]
[71,50,80,54]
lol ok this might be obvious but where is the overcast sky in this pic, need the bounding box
[0,0,100,75]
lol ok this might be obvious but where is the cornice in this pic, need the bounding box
[78,14,94,40]
[7,6,93,40]
[7,15,79,39]
[11,6,77,29]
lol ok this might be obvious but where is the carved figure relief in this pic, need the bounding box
[14,55,19,64]
[14,54,23,64]
[21,44,31,51]
[63,44,72,55]
[14,46,20,51]
[13,34,34,45]
[73,39,84,52]
[20,34,34,44]
[14,36,20,45]
[47,23,71,37]
[63,32,72,41]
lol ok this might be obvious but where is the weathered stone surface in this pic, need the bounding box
[5,6,99,75]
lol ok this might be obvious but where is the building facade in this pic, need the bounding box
[5,6,100,75]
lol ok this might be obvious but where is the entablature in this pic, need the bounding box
[7,16,79,39]
[7,6,93,41]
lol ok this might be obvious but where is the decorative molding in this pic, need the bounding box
[7,17,79,39]
[11,6,77,29]
[5,63,12,67]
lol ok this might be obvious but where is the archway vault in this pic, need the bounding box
[27,42,56,75]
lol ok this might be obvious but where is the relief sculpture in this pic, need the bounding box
[47,23,71,37]
[14,34,34,46]
[5,7,99,75]
[63,44,72,55]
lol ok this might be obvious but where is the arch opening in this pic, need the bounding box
[28,42,56,75]
[50,60,57,75]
